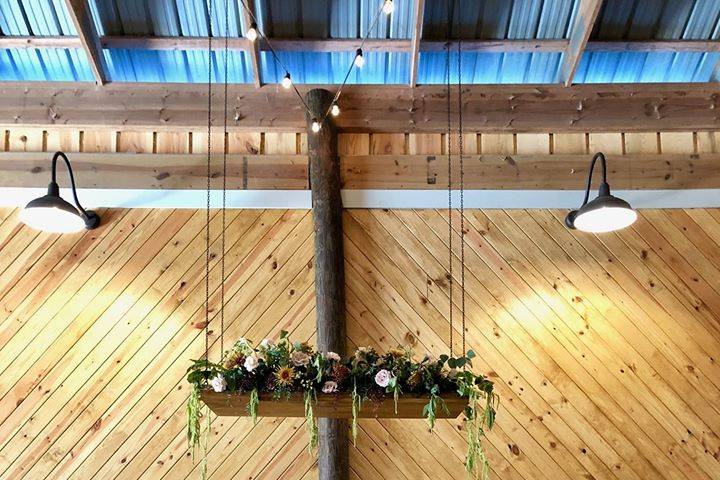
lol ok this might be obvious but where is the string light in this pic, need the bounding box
[311,118,321,133]
[354,48,365,68]
[382,0,394,14]
[245,21,258,42]
[330,103,340,117]
[281,72,292,89]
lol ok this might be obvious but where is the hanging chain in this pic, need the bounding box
[204,0,213,362]
[445,40,453,358]
[457,36,466,358]
[219,0,230,360]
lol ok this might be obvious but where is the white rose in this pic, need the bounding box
[325,351,341,361]
[244,354,259,372]
[210,374,227,393]
[291,350,311,366]
[375,369,392,388]
[260,338,271,348]
[322,381,338,393]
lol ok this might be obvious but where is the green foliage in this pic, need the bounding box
[247,388,259,425]
[351,381,361,445]
[304,390,319,451]
[186,384,202,455]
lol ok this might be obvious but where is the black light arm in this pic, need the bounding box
[50,151,92,219]
[579,151,609,207]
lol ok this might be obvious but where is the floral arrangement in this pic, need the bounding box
[187,331,497,479]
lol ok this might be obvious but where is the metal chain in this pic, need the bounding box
[457,36,466,358]
[220,0,229,359]
[445,40,453,358]
[204,0,213,362]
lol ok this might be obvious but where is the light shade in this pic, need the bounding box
[565,152,636,233]
[20,194,86,233]
[566,194,637,233]
[19,152,101,233]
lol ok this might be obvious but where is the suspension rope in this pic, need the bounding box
[445,39,453,358]
[204,0,213,362]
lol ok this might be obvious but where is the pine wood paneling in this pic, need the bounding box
[0,208,719,479]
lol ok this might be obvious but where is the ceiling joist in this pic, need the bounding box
[409,0,425,87]
[559,0,603,87]
[62,0,107,85]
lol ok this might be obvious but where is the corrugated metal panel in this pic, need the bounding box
[418,51,561,84]
[89,0,252,83]
[579,0,720,83]
[0,0,92,81]
[423,0,577,39]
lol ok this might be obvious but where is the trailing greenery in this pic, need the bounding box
[186,332,497,478]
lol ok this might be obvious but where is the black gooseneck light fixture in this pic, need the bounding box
[565,152,637,233]
[20,151,100,233]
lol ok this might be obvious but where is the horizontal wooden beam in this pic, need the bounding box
[4,35,720,54]
[2,82,720,132]
[2,152,719,191]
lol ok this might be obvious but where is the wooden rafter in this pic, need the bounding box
[62,0,107,85]
[559,0,603,86]
[240,3,262,88]
[2,82,720,132]
[5,35,720,54]
[409,0,425,87]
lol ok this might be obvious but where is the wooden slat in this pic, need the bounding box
[240,2,262,88]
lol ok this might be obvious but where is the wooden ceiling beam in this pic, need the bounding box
[62,0,107,85]
[2,82,719,132]
[240,3,262,88]
[5,35,720,54]
[559,0,603,86]
[409,0,425,87]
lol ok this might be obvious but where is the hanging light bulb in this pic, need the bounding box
[311,118,321,133]
[281,72,292,89]
[330,103,340,117]
[382,0,394,14]
[354,48,365,68]
[245,21,258,42]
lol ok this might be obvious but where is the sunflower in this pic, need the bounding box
[275,366,296,387]
[389,347,405,358]
[223,351,245,369]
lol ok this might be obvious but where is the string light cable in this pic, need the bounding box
[238,0,389,130]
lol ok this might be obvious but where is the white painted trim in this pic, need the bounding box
[0,187,718,209]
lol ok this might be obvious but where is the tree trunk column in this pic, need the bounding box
[305,88,348,480]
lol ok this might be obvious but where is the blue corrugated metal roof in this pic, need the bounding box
[578,0,720,83]
[3,0,720,84]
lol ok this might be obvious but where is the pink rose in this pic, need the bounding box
[291,350,310,366]
[322,381,338,393]
[375,369,392,388]
[325,351,341,361]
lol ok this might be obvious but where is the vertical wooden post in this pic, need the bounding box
[305,88,348,480]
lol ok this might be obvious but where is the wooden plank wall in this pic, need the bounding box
[1,204,720,479]
[4,129,720,191]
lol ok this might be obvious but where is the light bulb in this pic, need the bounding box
[354,48,365,68]
[382,0,394,14]
[311,118,321,133]
[281,73,292,89]
[330,104,340,117]
[245,22,258,42]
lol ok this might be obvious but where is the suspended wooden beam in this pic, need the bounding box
[5,35,720,54]
[559,0,603,86]
[305,88,348,480]
[2,82,720,132]
[240,3,262,88]
[201,392,467,417]
[62,0,107,85]
[409,0,425,87]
